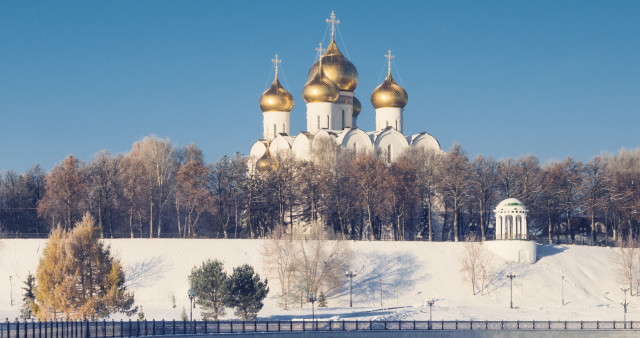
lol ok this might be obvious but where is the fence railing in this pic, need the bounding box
[1,319,639,337]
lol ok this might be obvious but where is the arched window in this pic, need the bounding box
[387,144,392,163]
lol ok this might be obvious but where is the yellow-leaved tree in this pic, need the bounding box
[35,213,136,320]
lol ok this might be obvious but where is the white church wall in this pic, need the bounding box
[375,107,403,133]
[374,128,409,163]
[291,134,312,161]
[332,92,354,129]
[341,128,373,154]
[262,110,290,140]
[411,132,442,153]
[306,102,334,133]
[269,135,293,157]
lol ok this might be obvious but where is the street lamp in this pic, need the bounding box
[187,289,196,321]
[621,287,629,328]
[507,273,516,309]
[379,279,383,307]
[561,275,565,306]
[345,270,357,308]
[427,299,436,328]
[9,275,13,306]
[308,293,317,321]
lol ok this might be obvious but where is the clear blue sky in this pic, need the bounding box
[1,1,639,172]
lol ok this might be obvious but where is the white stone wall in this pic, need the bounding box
[483,240,537,264]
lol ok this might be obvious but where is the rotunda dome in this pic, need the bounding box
[371,71,408,109]
[259,73,294,112]
[496,198,526,210]
[307,38,359,92]
[352,96,361,118]
[302,62,340,103]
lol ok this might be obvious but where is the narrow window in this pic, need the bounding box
[327,116,330,129]
[387,144,391,163]
[273,124,276,137]
[282,123,285,134]
[395,120,398,130]
[317,116,320,130]
[342,109,345,129]
[386,121,389,128]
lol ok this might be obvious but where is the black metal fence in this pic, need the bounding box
[1,319,640,337]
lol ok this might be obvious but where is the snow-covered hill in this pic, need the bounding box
[0,239,634,322]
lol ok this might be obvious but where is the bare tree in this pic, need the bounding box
[459,234,495,295]
[37,155,87,229]
[176,159,213,237]
[129,136,178,238]
[260,225,299,310]
[615,237,638,296]
[85,151,122,238]
[437,144,472,241]
[470,155,498,241]
[296,223,353,297]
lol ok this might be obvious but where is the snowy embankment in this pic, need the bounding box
[0,239,633,322]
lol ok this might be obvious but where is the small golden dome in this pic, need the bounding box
[259,72,294,112]
[307,37,359,92]
[352,96,361,118]
[371,71,408,109]
[302,61,340,103]
[256,146,279,172]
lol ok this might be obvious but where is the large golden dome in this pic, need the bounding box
[352,96,361,118]
[302,62,340,103]
[256,146,279,172]
[371,70,408,109]
[259,72,294,112]
[307,37,359,92]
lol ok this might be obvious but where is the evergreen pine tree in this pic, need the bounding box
[188,259,228,320]
[224,264,268,320]
[35,213,137,320]
[20,273,37,319]
[317,292,327,307]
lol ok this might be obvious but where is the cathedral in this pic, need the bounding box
[250,12,441,170]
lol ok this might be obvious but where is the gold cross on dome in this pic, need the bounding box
[315,42,325,61]
[271,54,281,74]
[325,11,340,38]
[385,49,395,76]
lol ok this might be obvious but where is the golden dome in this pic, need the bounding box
[307,37,359,92]
[259,72,294,112]
[255,146,279,172]
[371,70,408,109]
[352,96,361,118]
[302,60,340,103]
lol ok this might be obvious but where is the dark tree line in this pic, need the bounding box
[1,136,639,243]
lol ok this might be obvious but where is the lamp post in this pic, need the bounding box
[308,293,317,321]
[507,273,516,309]
[345,270,357,307]
[621,287,629,328]
[427,298,436,329]
[9,275,13,306]
[561,275,565,306]
[187,289,196,321]
[379,279,383,307]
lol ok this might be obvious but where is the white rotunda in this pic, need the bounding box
[494,198,528,240]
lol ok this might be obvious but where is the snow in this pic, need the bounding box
[0,239,635,322]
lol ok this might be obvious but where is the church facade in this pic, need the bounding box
[250,12,441,170]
